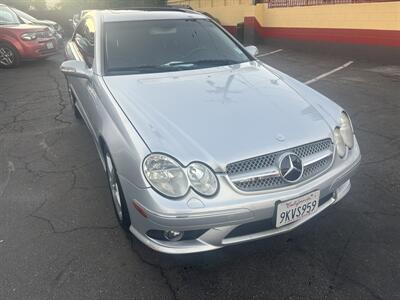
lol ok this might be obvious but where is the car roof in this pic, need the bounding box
[95,8,207,23]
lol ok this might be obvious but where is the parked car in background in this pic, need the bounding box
[10,7,64,47]
[61,8,361,254]
[0,4,57,67]
[70,10,91,30]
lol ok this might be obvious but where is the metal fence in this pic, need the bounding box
[168,0,400,8]
[168,0,252,6]
[264,0,399,8]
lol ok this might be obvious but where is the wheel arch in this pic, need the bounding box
[97,135,107,170]
[0,39,15,49]
[0,37,22,57]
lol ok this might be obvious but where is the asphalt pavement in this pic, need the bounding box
[0,45,399,299]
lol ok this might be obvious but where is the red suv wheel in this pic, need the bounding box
[0,43,20,68]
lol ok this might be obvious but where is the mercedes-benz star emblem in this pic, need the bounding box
[278,153,303,183]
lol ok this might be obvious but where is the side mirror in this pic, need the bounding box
[60,60,91,79]
[245,45,259,56]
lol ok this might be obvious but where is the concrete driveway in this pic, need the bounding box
[0,47,399,299]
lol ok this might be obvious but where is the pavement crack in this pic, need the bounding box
[160,267,178,300]
[324,230,354,300]
[341,275,384,300]
[29,214,118,234]
[30,214,57,233]
[130,238,178,300]
[52,258,75,289]
[46,69,72,126]
[29,196,50,217]
[0,161,15,198]
[24,158,100,175]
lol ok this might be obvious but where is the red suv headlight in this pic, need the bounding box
[21,32,38,41]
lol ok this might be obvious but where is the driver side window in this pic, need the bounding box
[74,17,95,68]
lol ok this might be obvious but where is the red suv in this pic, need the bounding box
[0,4,57,67]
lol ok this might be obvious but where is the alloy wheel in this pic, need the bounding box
[0,47,15,66]
[106,153,123,221]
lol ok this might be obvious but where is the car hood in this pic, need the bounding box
[35,20,57,26]
[103,61,333,171]
[0,23,48,31]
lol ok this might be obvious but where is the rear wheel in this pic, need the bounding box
[105,150,131,231]
[0,43,20,68]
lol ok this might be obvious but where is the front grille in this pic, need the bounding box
[234,176,287,191]
[38,48,56,55]
[302,156,331,179]
[36,31,52,39]
[227,139,334,192]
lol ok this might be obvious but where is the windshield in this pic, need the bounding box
[12,8,37,23]
[104,19,251,75]
[0,6,20,25]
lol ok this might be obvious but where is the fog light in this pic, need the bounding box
[163,230,184,241]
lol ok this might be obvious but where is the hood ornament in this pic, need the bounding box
[278,153,303,183]
[276,134,286,142]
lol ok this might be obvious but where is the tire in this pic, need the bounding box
[104,150,131,231]
[67,85,82,120]
[0,43,20,68]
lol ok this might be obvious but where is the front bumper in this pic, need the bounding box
[18,38,58,59]
[124,139,361,254]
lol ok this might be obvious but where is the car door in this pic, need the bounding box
[67,17,99,135]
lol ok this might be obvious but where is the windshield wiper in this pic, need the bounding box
[161,61,195,68]
[186,59,242,66]
[108,62,198,74]
[107,59,244,74]
[108,65,167,73]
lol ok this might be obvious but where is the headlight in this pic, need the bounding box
[334,127,346,158]
[21,32,37,41]
[143,154,219,198]
[187,163,218,196]
[339,112,354,149]
[143,154,189,198]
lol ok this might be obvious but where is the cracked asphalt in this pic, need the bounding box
[0,46,399,299]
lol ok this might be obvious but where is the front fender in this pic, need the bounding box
[0,33,23,56]
[94,76,151,190]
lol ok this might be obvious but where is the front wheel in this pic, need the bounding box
[105,151,131,231]
[67,85,82,120]
[0,43,20,68]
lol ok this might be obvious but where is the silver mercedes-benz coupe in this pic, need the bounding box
[61,8,361,254]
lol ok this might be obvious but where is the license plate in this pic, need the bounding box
[46,42,54,49]
[276,191,320,228]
